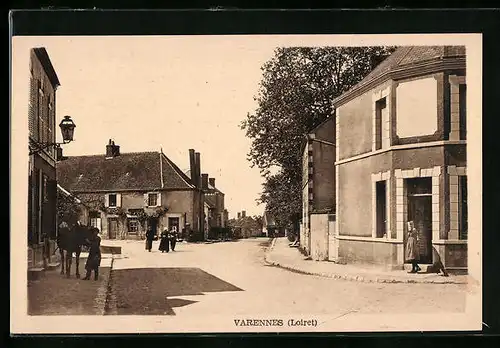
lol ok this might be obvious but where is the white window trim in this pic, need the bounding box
[372,86,391,152]
[448,75,466,141]
[447,165,467,240]
[106,193,120,208]
[145,192,161,207]
[394,166,441,243]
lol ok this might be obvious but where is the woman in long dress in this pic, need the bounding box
[83,228,101,281]
[158,229,170,253]
[406,221,421,273]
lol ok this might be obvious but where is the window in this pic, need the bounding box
[148,193,158,206]
[459,176,468,240]
[89,211,101,230]
[375,181,387,238]
[128,219,139,234]
[459,84,466,140]
[42,174,49,203]
[375,98,387,150]
[108,194,117,207]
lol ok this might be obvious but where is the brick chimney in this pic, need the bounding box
[201,174,209,190]
[106,139,120,158]
[189,149,197,186]
[195,152,201,187]
[242,210,246,218]
[209,177,215,187]
[237,212,241,219]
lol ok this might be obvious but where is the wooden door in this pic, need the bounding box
[108,218,118,239]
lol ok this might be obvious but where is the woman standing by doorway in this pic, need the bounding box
[406,221,421,273]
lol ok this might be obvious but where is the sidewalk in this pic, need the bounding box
[264,238,468,284]
[28,256,114,315]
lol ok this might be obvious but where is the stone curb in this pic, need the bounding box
[93,256,115,315]
[264,239,466,285]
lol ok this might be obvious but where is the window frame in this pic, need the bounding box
[127,218,139,234]
[108,193,117,207]
[148,193,158,207]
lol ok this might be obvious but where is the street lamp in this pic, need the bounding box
[29,115,76,156]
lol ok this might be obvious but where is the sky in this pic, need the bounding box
[12,34,479,219]
[12,36,280,218]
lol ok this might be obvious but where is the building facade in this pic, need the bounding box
[57,140,207,241]
[27,48,60,269]
[300,116,336,260]
[332,46,467,271]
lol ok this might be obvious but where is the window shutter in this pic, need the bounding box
[116,193,122,207]
[144,193,148,207]
[157,192,162,206]
[105,194,109,207]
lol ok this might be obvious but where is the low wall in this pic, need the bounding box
[338,238,401,269]
[310,214,329,261]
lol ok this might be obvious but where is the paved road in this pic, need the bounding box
[106,238,467,318]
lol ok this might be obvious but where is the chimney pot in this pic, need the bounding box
[237,212,241,219]
[242,210,246,218]
[209,178,215,187]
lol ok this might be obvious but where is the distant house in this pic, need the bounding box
[230,211,262,238]
[57,140,207,241]
[184,170,228,239]
[300,116,336,260]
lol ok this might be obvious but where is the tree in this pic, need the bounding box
[57,190,82,226]
[241,46,397,231]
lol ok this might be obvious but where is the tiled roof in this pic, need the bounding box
[57,151,194,192]
[335,45,466,104]
[204,194,217,208]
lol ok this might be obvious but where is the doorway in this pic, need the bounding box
[108,218,119,239]
[168,217,180,232]
[406,178,433,264]
[376,181,387,238]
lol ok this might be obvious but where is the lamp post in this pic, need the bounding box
[29,115,76,156]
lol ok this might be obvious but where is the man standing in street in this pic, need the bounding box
[145,225,155,252]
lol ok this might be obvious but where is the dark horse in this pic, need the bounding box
[56,221,92,278]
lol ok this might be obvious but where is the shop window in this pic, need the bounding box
[128,219,139,234]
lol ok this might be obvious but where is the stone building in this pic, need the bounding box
[57,140,207,240]
[27,47,60,269]
[300,116,336,261]
[332,46,467,271]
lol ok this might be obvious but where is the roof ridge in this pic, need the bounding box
[161,153,195,188]
[63,150,160,158]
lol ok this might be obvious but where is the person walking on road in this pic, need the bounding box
[83,227,101,281]
[406,221,421,273]
[169,228,177,251]
[145,225,155,252]
[158,228,170,253]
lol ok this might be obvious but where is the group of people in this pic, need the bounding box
[145,226,178,253]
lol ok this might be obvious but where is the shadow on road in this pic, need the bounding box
[108,267,243,315]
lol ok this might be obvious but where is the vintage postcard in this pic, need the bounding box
[10,33,482,334]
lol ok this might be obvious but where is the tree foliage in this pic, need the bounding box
[241,46,397,230]
[57,190,82,225]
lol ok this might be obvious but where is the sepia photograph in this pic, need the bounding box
[10,33,482,333]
